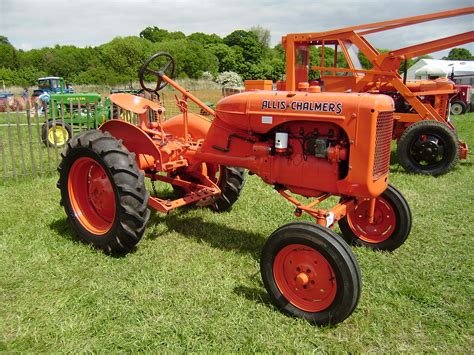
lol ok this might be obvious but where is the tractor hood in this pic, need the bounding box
[215,90,394,134]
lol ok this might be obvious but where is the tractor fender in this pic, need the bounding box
[100,120,162,164]
[162,112,211,141]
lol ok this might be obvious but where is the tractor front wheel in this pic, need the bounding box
[339,185,412,251]
[42,120,72,148]
[260,222,361,326]
[57,130,150,254]
[397,120,459,176]
[450,100,467,115]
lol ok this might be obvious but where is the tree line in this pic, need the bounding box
[0,27,286,87]
[0,28,472,88]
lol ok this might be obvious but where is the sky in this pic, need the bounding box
[1,0,473,58]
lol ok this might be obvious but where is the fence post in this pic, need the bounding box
[50,101,59,167]
[6,109,17,180]
[15,108,27,176]
[69,98,74,138]
[0,133,7,180]
[34,103,44,177]
[44,105,52,173]
[26,100,37,176]
[86,102,91,130]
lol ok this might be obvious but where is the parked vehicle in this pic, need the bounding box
[58,52,412,326]
[281,7,473,175]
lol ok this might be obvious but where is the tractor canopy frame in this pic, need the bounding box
[283,7,473,140]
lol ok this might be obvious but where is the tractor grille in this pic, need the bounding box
[373,111,394,180]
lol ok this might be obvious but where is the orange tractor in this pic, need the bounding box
[58,52,411,326]
[282,7,473,176]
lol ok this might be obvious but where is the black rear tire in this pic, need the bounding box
[261,221,361,326]
[172,165,246,212]
[397,120,459,176]
[209,166,246,212]
[57,130,150,254]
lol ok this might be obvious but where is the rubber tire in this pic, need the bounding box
[172,166,246,212]
[42,119,73,148]
[57,130,150,254]
[261,221,361,326]
[209,166,246,212]
[397,120,459,176]
[339,185,412,251]
[450,100,467,115]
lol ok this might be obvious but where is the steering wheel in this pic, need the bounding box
[139,52,175,93]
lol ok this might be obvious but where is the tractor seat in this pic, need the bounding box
[109,93,164,114]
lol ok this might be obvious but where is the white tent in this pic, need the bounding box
[407,59,474,85]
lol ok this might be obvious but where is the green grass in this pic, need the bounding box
[0,114,473,352]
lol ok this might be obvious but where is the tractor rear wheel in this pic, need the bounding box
[172,165,246,212]
[261,221,361,326]
[42,119,72,148]
[339,185,412,251]
[57,130,150,254]
[397,120,459,176]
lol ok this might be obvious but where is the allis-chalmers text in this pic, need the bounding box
[261,100,343,115]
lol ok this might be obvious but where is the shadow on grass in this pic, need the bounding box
[49,217,76,242]
[233,285,272,307]
[149,211,266,260]
[49,217,137,258]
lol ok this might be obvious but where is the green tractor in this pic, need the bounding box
[42,93,111,147]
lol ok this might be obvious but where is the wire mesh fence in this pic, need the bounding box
[0,88,223,182]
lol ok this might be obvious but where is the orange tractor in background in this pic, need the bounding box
[58,52,412,326]
[282,7,473,176]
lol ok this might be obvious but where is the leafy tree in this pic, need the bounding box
[0,66,47,87]
[187,32,222,46]
[0,36,10,45]
[0,36,18,69]
[224,30,263,64]
[139,27,185,43]
[442,48,473,61]
[99,36,155,81]
[206,43,243,72]
[249,26,271,48]
[154,39,219,78]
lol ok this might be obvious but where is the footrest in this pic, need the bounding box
[148,186,220,213]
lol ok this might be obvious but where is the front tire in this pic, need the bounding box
[57,130,150,254]
[339,185,412,251]
[397,120,459,176]
[450,100,467,115]
[261,222,361,326]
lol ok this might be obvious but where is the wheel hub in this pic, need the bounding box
[273,244,337,312]
[88,169,114,214]
[347,197,396,243]
[68,157,116,235]
[49,126,67,145]
[413,139,440,162]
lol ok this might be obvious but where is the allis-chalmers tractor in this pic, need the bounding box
[58,52,412,326]
[281,7,473,176]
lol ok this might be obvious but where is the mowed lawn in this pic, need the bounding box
[0,114,473,352]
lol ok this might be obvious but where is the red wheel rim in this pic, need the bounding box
[346,197,396,243]
[68,157,116,235]
[273,244,337,312]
